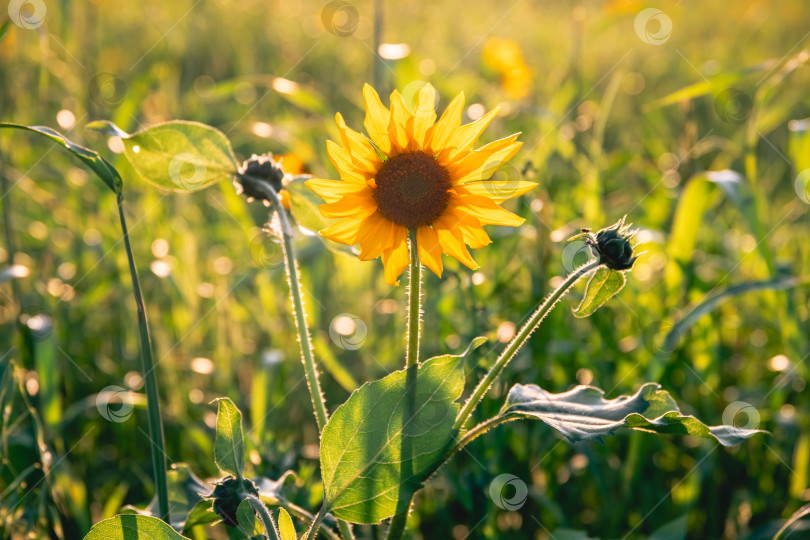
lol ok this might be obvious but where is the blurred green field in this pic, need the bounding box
[1,0,810,538]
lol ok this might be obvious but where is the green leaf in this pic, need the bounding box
[182,500,220,533]
[285,176,329,233]
[499,382,764,446]
[84,515,191,540]
[573,266,625,318]
[213,398,246,478]
[146,464,212,531]
[320,337,485,523]
[644,59,776,110]
[278,508,296,540]
[236,499,257,536]
[88,120,238,192]
[0,122,122,193]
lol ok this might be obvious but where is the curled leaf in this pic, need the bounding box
[573,266,626,318]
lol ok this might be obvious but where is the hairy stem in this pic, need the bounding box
[454,259,602,430]
[260,183,328,431]
[116,193,169,521]
[304,506,328,540]
[337,520,356,540]
[405,229,422,367]
[247,494,281,540]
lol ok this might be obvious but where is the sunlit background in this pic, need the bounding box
[1,0,809,538]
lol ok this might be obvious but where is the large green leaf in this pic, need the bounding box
[320,338,485,523]
[213,398,246,478]
[84,515,191,540]
[0,122,122,193]
[498,382,764,446]
[88,120,237,192]
[573,266,625,318]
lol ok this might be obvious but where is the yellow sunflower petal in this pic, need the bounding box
[460,180,538,202]
[439,106,501,161]
[412,84,437,149]
[381,228,410,286]
[363,83,392,154]
[428,92,464,154]
[319,195,378,219]
[434,216,479,270]
[444,134,522,180]
[388,90,413,153]
[357,213,397,261]
[450,190,525,226]
[326,140,370,184]
[306,179,372,202]
[320,218,364,245]
[443,207,492,248]
[335,112,381,169]
[416,225,443,277]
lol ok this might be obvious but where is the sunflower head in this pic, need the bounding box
[307,83,536,285]
[235,153,286,202]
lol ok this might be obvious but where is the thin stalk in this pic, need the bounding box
[454,259,602,430]
[385,230,423,540]
[405,229,421,367]
[257,182,328,431]
[337,520,355,540]
[304,506,328,540]
[116,193,169,521]
[246,180,351,537]
[247,494,281,540]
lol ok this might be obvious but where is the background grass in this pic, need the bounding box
[1,0,809,538]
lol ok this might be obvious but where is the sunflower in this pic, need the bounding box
[307,84,536,285]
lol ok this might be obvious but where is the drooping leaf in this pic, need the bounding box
[0,122,122,193]
[236,499,257,536]
[320,337,486,523]
[182,500,220,533]
[573,266,626,318]
[146,464,212,531]
[84,515,191,540]
[278,508,296,540]
[88,120,238,192]
[498,382,764,446]
[213,398,246,478]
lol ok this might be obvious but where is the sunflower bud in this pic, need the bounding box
[591,217,639,271]
[211,476,259,527]
[234,153,286,202]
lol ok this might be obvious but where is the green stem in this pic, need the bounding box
[385,230,422,540]
[259,183,328,431]
[116,193,169,522]
[405,229,421,367]
[337,520,355,540]
[454,259,602,430]
[247,495,281,540]
[304,506,328,540]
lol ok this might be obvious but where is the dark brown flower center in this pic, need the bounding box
[374,151,451,229]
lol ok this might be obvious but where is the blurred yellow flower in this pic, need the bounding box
[308,84,536,285]
[482,38,533,99]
